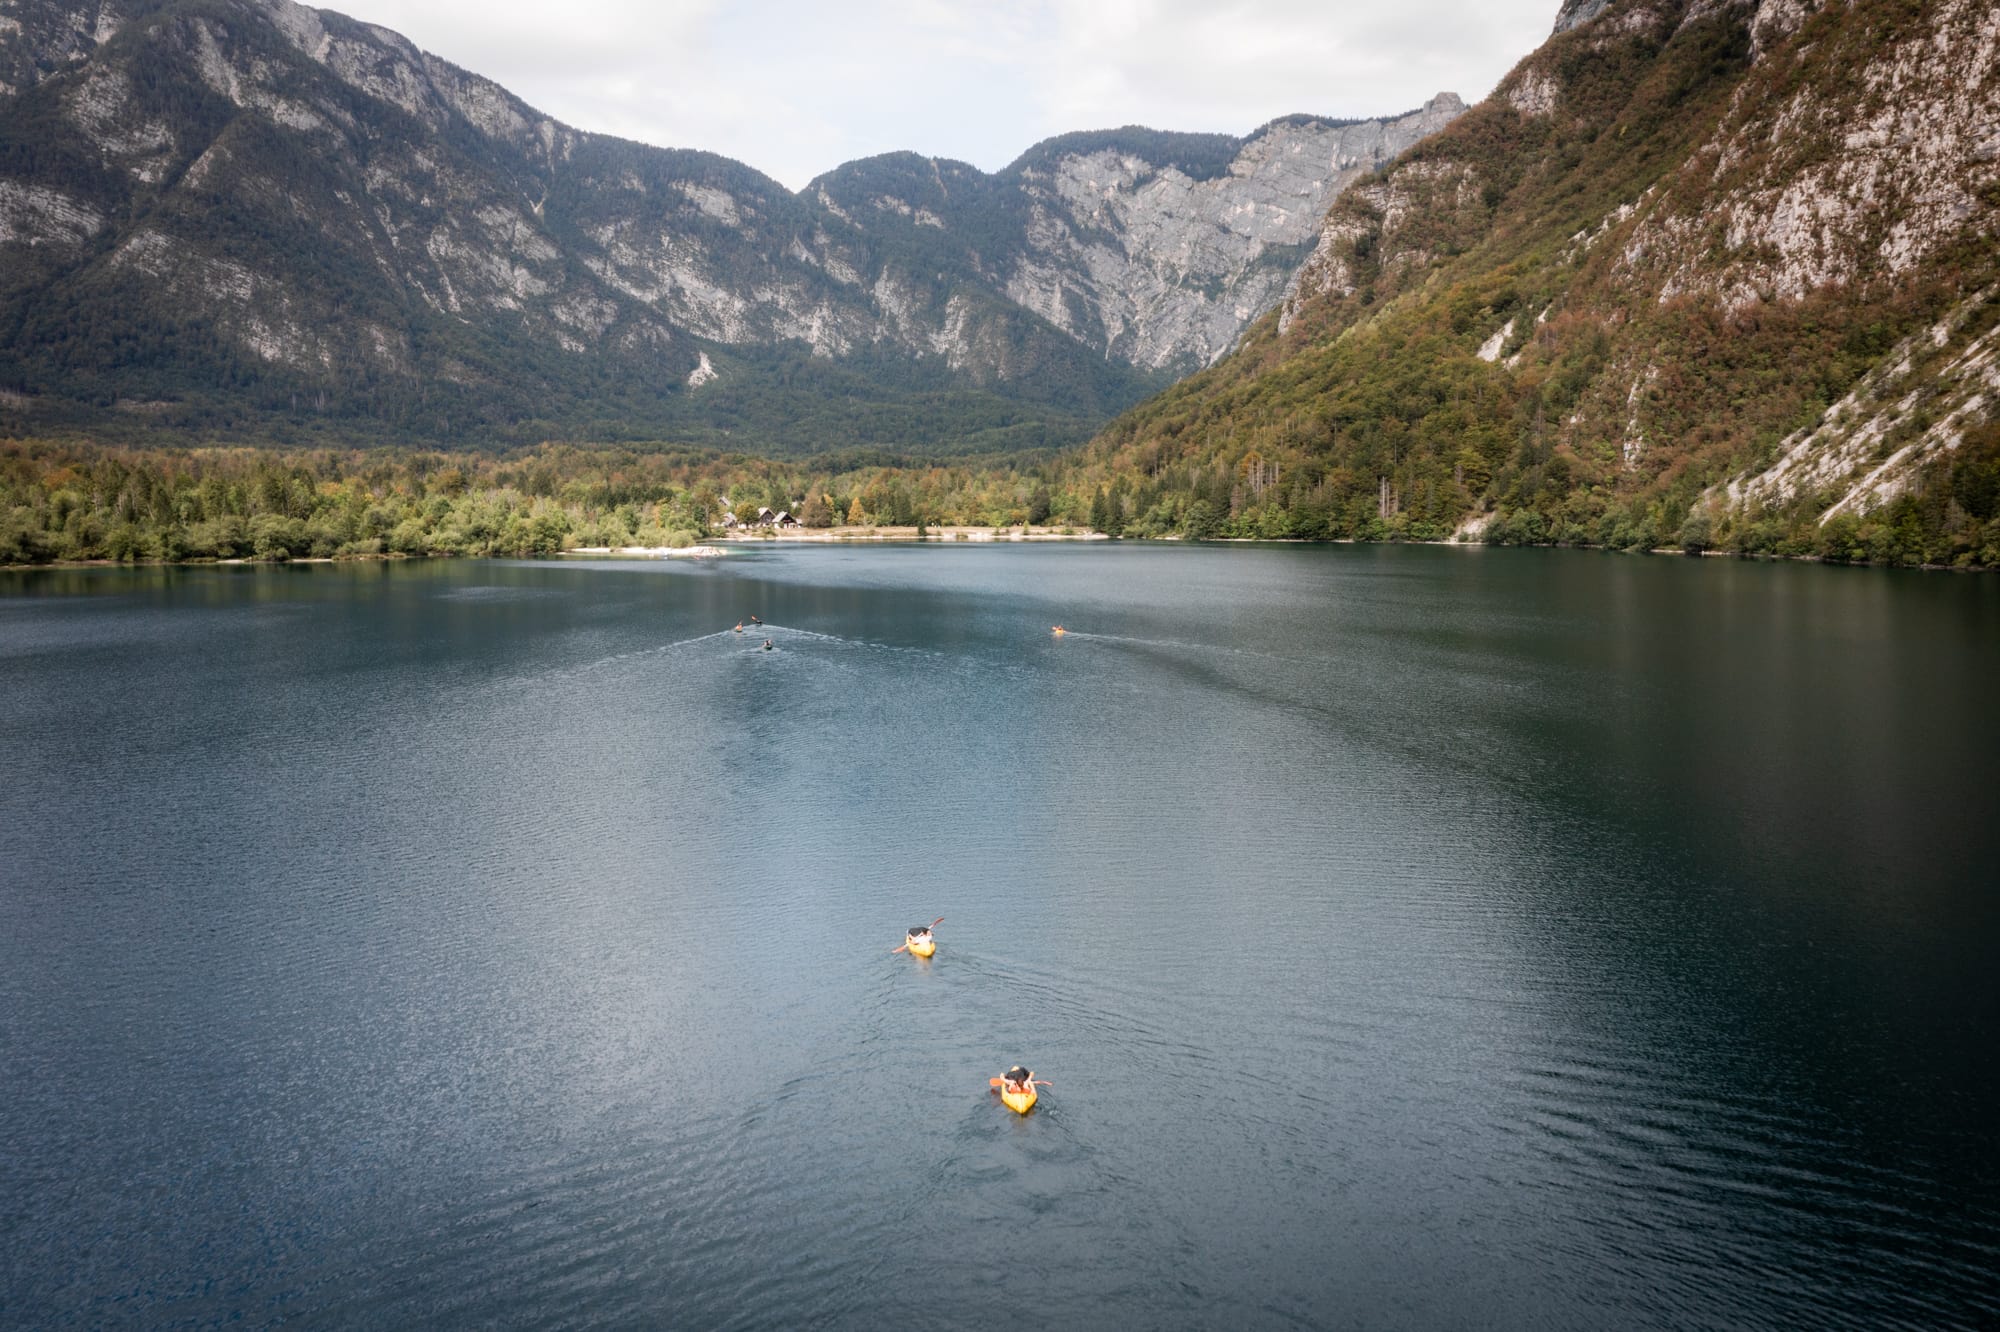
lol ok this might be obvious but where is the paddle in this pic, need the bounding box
[989,1077,1052,1088]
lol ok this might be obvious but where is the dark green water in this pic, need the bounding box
[2,544,1996,1328]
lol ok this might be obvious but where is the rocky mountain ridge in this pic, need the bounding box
[1082,0,2000,562]
[991,96,1465,372]
[0,0,1462,449]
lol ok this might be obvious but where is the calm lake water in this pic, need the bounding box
[2,544,1997,1328]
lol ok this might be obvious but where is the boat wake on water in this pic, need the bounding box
[742,625,945,660]
[1045,629,1296,666]
[565,628,741,673]
[508,623,949,693]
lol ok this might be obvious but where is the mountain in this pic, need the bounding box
[0,0,1461,452]
[1083,0,2000,564]
[811,98,1466,376]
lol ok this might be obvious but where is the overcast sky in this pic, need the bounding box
[337,0,1561,190]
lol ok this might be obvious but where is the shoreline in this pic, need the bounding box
[3,537,1990,574]
[715,525,1108,543]
[564,545,728,559]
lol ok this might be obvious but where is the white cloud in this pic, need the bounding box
[336,0,1559,188]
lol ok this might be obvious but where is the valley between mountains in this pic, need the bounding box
[2,0,1997,565]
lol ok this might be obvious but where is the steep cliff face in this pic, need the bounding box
[799,99,1468,375]
[1517,0,2000,524]
[1688,0,2000,519]
[1085,0,2000,559]
[1552,0,1618,33]
[997,98,1467,372]
[1,0,709,437]
[0,0,1458,450]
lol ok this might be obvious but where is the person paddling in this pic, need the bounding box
[892,917,944,956]
[990,1065,1051,1112]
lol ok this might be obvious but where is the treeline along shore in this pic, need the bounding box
[0,440,1084,563]
[2,436,1996,568]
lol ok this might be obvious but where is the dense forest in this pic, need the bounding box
[0,439,1095,563]
[4,433,1995,567]
[1062,285,2000,567]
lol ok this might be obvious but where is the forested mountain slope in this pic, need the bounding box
[0,0,1459,451]
[1083,0,2000,564]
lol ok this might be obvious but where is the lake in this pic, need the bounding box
[2,544,1996,1328]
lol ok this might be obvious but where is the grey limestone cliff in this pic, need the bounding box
[1552,0,1616,32]
[1001,96,1468,372]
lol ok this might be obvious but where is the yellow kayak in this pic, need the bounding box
[896,917,943,959]
[1000,1085,1037,1114]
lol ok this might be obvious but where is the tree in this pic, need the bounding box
[528,510,571,554]
[1183,499,1221,540]
[1677,510,1712,556]
[1027,485,1053,525]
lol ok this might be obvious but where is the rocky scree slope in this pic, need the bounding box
[0,0,1460,451]
[1085,0,2000,563]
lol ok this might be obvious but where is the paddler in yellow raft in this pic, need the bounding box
[990,1066,1050,1115]
[891,917,944,958]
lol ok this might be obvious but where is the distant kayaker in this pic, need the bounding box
[761,639,773,651]
[750,614,763,625]
[734,622,744,633]
[893,917,944,956]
